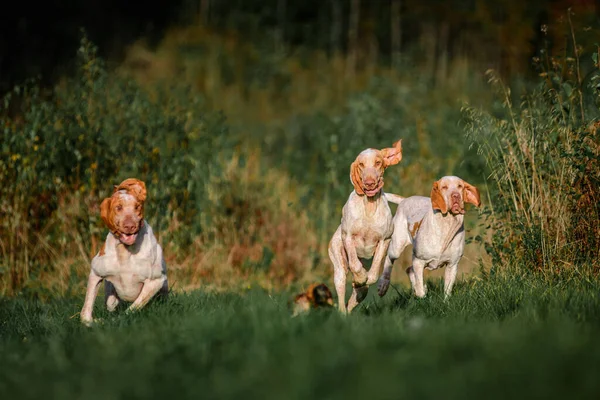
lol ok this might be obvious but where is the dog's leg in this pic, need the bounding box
[334,267,347,313]
[406,265,416,289]
[127,277,167,312]
[443,262,459,299]
[104,281,120,312]
[329,231,349,313]
[379,234,410,297]
[80,270,104,326]
[347,285,369,312]
[366,239,391,285]
[343,236,368,286]
[411,258,427,298]
[378,255,395,297]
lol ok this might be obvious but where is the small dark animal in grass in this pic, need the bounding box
[292,283,334,316]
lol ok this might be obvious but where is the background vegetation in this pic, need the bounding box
[1,2,600,398]
[1,1,599,297]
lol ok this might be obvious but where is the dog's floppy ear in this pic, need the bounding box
[116,178,147,203]
[310,283,334,307]
[463,180,481,207]
[381,139,403,168]
[430,180,447,214]
[100,197,117,232]
[350,161,365,195]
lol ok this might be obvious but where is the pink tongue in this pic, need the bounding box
[365,182,382,196]
[121,233,137,245]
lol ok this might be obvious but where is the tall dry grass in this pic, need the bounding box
[0,36,321,297]
[1,20,500,297]
[464,22,600,275]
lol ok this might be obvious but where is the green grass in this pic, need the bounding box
[1,274,599,399]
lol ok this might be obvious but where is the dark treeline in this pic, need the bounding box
[1,0,598,94]
[0,0,183,93]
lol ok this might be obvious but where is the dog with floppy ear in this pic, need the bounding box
[328,139,405,313]
[80,178,168,326]
[378,175,481,299]
[291,283,334,317]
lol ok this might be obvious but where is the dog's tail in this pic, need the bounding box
[384,192,405,205]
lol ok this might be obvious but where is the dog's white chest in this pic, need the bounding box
[91,230,163,302]
[92,252,154,302]
[352,212,393,259]
[414,228,464,269]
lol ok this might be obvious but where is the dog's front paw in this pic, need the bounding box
[352,269,368,286]
[80,317,103,327]
[81,318,93,327]
[415,285,427,298]
[377,276,390,297]
[126,305,142,314]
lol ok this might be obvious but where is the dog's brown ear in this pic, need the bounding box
[430,180,447,214]
[381,139,403,167]
[463,180,481,207]
[350,161,365,195]
[116,178,147,203]
[100,198,117,232]
[311,283,334,307]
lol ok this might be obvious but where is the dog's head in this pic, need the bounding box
[350,140,403,197]
[292,283,334,316]
[306,283,334,307]
[100,178,147,246]
[430,176,481,215]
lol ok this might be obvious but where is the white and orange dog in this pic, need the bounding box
[378,176,481,300]
[80,178,168,326]
[328,140,404,313]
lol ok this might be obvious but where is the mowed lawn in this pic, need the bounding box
[1,274,599,399]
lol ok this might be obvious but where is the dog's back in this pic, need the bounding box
[395,196,431,226]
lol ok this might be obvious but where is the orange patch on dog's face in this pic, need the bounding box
[99,178,147,246]
[431,176,481,215]
[99,243,106,256]
[349,140,403,197]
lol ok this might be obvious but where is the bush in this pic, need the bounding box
[0,35,318,296]
[464,55,600,274]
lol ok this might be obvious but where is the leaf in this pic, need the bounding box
[562,82,573,97]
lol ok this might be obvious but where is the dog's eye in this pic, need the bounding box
[442,186,448,190]
[116,205,123,211]
[359,162,364,168]
[376,161,382,166]
[135,204,141,210]
[458,184,463,189]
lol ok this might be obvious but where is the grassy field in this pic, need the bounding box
[1,273,599,399]
[1,8,599,398]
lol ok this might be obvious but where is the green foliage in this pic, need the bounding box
[1,275,600,399]
[0,34,235,294]
[252,76,488,241]
[464,47,600,273]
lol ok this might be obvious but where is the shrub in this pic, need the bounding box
[464,48,600,274]
[0,35,318,296]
